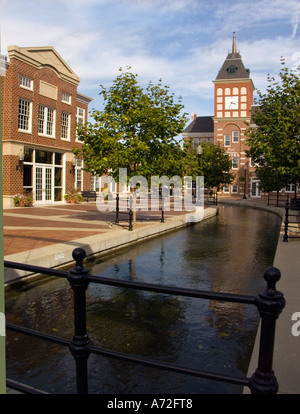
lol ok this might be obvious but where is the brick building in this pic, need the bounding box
[1,45,93,207]
[183,33,298,198]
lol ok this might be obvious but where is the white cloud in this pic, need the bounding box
[1,0,299,119]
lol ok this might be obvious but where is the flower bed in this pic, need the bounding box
[13,194,33,207]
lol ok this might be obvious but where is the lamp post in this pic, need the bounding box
[197,144,203,168]
[196,144,203,204]
[243,164,247,199]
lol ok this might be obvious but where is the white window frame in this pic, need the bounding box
[232,157,239,169]
[75,159,83,191]
[76,107,85,142]
[286,183,297,193]
[223,185,230,193]
[90,174,100,192]
[231,185,238,193]
[18,99,32,133]
[224,134,230,146]
[20,75,33,90]
[61,112,71,141]
[38,105,56,138]
[62,92,71,104]
[232,131,239,143]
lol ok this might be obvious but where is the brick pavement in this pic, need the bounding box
[3,201,185,256]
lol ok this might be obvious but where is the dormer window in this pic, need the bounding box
[227,65,237,75]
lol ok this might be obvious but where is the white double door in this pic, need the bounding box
[35,165,53,203]
[251,178,261,198]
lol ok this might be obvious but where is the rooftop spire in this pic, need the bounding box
[232,32,237,54]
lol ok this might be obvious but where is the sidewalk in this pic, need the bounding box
[244,221,300,394]
[3,201,217,284]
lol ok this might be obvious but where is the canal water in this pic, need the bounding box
[5,206,282,394]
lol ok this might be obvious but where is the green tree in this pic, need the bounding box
[74,67,188,182]
[255,165,287,194]
[185,141,234,190]
[254,164,290,206]
[245,59,300,190]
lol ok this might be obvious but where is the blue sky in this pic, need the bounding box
[1,0,300,128]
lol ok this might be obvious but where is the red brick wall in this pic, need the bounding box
[2,155,23,196]
[1,55,91,203]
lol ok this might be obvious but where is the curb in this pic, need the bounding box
[4,206,218,285]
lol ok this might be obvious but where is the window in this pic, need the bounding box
[18,99,32,132]
[91,174,100,192]
[39,105,55,137]
[223,185,230,193]
[193,138,199,147]
[35,149,53,164]
[224,135,230,146]
[286,183,296,193]
[228,65,237,74]
[20,75,33,90]
[232,185,238,193]
[75,159,83,191]
[76,107,85,141]
[61,112,70,140]
[232,131,239,143]
[62,92,71,104]
[232,157,239,169]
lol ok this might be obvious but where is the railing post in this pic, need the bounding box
[129,195,133,231]
[249,267,285,394]
[161,194,164,223]
[67,248,91,394]
[116,193,119,224]
[283,200,289,242]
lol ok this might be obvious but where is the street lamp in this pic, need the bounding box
[196,144,203,204]
[16,148,24,171]
[197,144,203,168]
[243,164,247,199]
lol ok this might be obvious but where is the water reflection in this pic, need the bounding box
[5,206,281,394]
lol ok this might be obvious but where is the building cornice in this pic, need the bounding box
[76,92,93,104]
[213,77,255,91]
[7,45,80,86]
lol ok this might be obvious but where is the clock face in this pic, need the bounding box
[225,96,239,110]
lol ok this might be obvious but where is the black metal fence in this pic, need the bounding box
[267,192,292,207]
[283,199,300,242]
[5,248,285,394]
[114,194,166,230]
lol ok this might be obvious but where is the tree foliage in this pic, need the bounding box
[74,67,188,181]
[245,59,300,189]
[184,141,235,190]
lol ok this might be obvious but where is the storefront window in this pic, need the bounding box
[35,150,52,164]
[23,164,32,187]
[24,147,33,162]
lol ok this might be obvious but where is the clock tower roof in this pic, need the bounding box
[215,32,250,81]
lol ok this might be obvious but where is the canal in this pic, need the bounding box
[5,205,282,394]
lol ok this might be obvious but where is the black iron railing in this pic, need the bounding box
[283,199,300,241]
[5,248,285,394]
[114,194,166,230]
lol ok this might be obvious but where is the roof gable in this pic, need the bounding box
[215,33,250,81]
[7,45,80,86]
[215,52,250,80]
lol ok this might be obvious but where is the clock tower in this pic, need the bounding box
[213,33,256,197]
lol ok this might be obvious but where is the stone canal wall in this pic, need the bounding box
[4,206,218,285]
